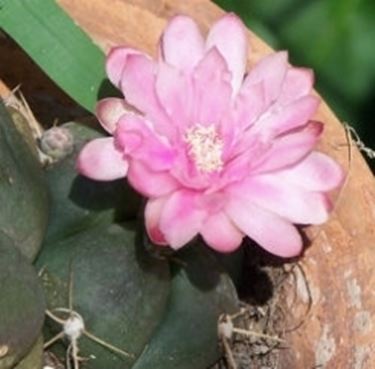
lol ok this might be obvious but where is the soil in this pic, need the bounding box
[211,243,308,369]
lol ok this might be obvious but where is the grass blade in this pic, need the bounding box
[0,0,116,112]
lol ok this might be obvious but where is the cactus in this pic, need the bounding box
[0,234,45,369]
[40,126,74,161]
[6,107,40,161]
[0,102,49,261]
[37,223,238,369]
[35,121,239,369]
[43,121,141,243]
[36,223,171,369]
[131,243,239,369]
[12,337,43,369]
[0,109,240,369]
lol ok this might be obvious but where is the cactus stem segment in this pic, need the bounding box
[45,307,133,369]
[3,87,50,164]
[42,269,134,369]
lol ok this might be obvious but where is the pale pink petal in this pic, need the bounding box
[145,197,168,245]
[77,137,127,181]
[230,176,330,224]
[201,212,244,252]
[192,48,232,125]
[160,15,205,70]
[106,47,141,87]
[251,121,323,173]
[120,53,155,111]
[243,51,288,106]
[258,95,320,137]
[127,160,179,197]
[225,198,303,257]
[277,152,344,191]
[116,115,176,171]
[155,62,193,129]
[206,13,248,95]
[120,54,173,137]
[159,190,207,249]
[96,98,130,133]
[196,192,226,214]
[215,149,251,190]
[278,67,314,106]
[233,81,266,130]
[169,150,214,191]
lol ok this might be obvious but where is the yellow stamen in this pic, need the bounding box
[185,124,223,173]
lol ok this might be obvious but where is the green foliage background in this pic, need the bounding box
[214,0,375,155]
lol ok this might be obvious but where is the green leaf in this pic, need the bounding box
[0,0,115,112]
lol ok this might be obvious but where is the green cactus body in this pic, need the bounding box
[132,244,239,369]
[37,224,239,369]
[36,223,171,369]
[44,121,141,243]
[12,336,43,369]
[0,102,49,261]
[6,107,40,161]
[38,120,239,369]
[0,235,46,369]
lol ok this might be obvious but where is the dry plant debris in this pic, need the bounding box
[212,256,315,369]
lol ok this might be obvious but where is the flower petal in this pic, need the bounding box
[201,212,243,252]
[251,121,323,174]
[96,98,130,134]
[226,198,303,257]
[159,190,207,249]
[127,160,179,197]
[106,47,141,87]
[230,175,330,225]
[120,53,155,111]
[242,51,288,106]
[120,54,173,137]
[259,95,320,137]
[206,13,248,95]
[155,62,193,130]
[160,15,205,70]
[277,151,345,191]
[192,47,232,125]
[278,67,314,106]
[216,149,251,190]
[77,137,128,181]
[145,197,168,245]
[233,81,266,130]
[116,115,176,171]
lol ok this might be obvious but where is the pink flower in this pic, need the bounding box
[77,14,344,257]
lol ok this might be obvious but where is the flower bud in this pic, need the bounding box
[40,126,74,160]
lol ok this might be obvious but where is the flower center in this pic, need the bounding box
[185,124,224,173]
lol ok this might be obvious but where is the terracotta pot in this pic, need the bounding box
[4,0,375,367]
[56,1,375,368]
